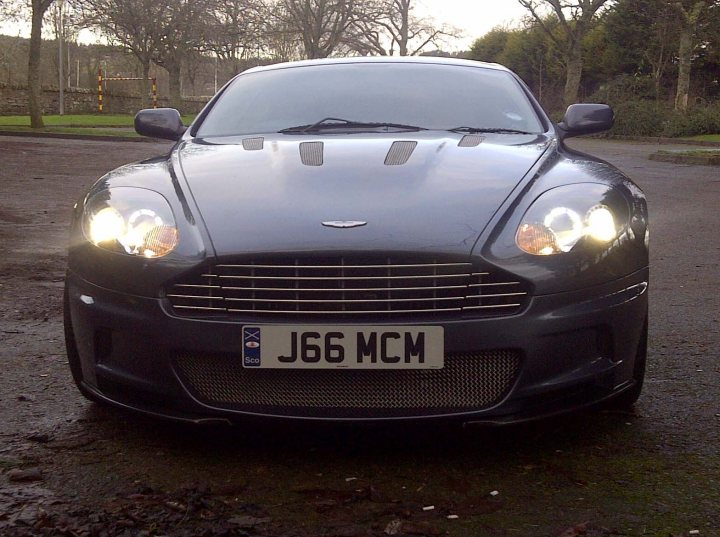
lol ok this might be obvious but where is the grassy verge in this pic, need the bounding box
[649,149,720,165]
[0,125,141,137]
[680,134,720,142]
[0,114,197,128]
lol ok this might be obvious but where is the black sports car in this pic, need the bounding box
[64,57,649,424]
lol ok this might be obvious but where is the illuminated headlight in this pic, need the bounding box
[82,187,179,258]
[516,184,629,256]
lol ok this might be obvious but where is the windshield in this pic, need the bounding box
[195,63,545,138]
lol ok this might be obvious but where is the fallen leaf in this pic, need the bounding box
[400,521,443,536]
[7,468,43,482]
[385,519,403,535]
[557,522,589,537]
[228,515,271,528]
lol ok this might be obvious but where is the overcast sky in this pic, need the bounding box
[417,0,529,49]
[1,0,528,50]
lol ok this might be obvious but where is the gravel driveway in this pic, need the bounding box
[0,136,718,537]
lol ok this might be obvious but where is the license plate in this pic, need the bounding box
[242,325,444,369]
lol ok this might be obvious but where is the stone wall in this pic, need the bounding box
[0,84,209,115]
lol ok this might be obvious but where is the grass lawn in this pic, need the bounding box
[0,125,141,137]
[0,114,197,128]
[680,134,720,142]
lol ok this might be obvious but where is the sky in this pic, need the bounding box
[416,0,529,49]
[0,0,529,51]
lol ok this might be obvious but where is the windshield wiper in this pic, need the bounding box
[447,126,535,135]
[279,117,428,134]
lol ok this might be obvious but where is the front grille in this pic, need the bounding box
[166,257,530,320]
[174,350,521,418]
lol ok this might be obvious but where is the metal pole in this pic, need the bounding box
[214,55,218,94]
[57,0,64,115]
[67,39,71,88]
[98,68,103,113]
[76,58,79,88]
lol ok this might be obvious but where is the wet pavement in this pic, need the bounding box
[0,136,718,536]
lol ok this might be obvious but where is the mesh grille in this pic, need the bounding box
[166,256,531,320]
[174,350,521,418]
[458,135,484,148]
[242,137,264,151]
[299,142,324,166]
[384,141,417,165]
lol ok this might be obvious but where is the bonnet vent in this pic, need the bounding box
[384,141,418,166]
[242,137,264,151]
[458,135,484,148]
[299,142,324,166]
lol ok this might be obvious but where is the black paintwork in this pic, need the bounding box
[558,104,615,138]
[134,108,187,141]
[66,57,649,423]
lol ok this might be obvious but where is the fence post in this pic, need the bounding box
[97,68,103,113]
[152,78,158,109]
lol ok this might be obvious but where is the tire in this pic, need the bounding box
[607,316,648,410]
[63,283,102,404]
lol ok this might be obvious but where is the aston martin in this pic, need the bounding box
[64,57,649,424]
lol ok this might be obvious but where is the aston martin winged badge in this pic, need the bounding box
[321,221,368,229]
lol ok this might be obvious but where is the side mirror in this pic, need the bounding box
[134,108,186,141]
[558,104,614,138]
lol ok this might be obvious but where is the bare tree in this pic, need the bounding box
[673,0,712,111]
[0,30,24,84]
[348,0,460,56]
[77,0,170,107]
[207,0,266,75]
[153,0,211,109]
[263,15,305,61]
[279,0,356,59]
[518,0,613,107]
[28,0,54,127]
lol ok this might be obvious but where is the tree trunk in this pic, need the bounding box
[675,28,693,111]
[398,0,409,56]
[141,60,150,109]
[563,44,583,108]
[28,1,46,128]
[166,60,182,111]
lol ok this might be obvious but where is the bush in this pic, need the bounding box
[610,101,668,136]
[609,100,720,137]
[662,104,720,137]
[588,74,658,105]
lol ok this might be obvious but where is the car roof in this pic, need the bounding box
[242,56,508,75]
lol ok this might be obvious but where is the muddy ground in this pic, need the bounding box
[0,136,718,537]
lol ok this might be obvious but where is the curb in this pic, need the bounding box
[0,130,165,143]
[649,152,720,166]
[604,135,720,147]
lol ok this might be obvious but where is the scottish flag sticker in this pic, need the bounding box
[243,327,261,367]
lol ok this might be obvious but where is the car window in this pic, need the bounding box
[195,63,545,137]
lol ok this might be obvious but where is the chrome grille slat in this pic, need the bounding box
[167,257,531,319]
[466,292,528,299]
[465,304,522,310]
[214,274,477,281]
[470,282,522,287]
[221,296,466,304]
[220,285,469,292]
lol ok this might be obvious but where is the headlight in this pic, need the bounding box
[82,187,179,258]
[516,183,630,256]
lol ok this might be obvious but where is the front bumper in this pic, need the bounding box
[66,268,648,424]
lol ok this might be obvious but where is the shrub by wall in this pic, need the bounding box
[610,100,720,137]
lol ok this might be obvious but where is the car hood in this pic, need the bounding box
[177,133,552,257]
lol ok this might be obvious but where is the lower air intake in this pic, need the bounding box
[174,350,521,418]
